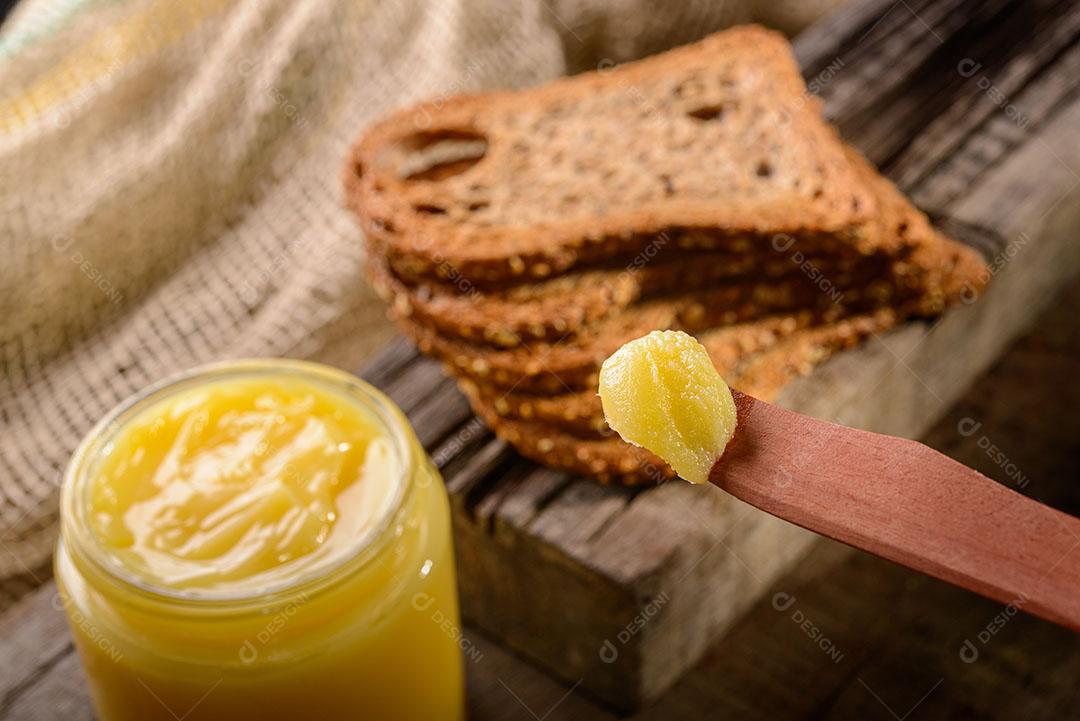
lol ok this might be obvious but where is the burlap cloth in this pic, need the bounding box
[0,0,843,609]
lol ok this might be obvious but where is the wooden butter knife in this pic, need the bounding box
[713,391,1080,631]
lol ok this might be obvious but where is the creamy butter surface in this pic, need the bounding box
[598,330,737,484]
[88,376,401,592]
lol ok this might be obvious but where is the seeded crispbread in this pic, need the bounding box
[345,25,989,486]
[391,267,894,394]
[357,142,983,357]
[369,247,884,348]
[345,25,878,286]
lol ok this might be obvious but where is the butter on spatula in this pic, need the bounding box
[598,331,1080,632]
[598,330,735,485]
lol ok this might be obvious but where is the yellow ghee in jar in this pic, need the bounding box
[598,330,737,484]
[88,376,398,592]
[56,360,464,721]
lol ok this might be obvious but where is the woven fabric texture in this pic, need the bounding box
[0,0,842,608]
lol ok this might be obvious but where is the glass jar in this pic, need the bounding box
[55,360,464,721]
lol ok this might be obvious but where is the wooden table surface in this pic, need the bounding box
[3,0,1080,718]
[348,0,1080,707]
[2,278,1076,720]
[465,279,1080,721]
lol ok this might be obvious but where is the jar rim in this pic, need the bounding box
[59,358,415,610]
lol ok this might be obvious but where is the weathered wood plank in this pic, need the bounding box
[892,2,1080,195]
[357,336,417,389]
[401,377,474,448]
[3,653,92,721]
[0,583,71,719]
[343,0,1080,709]
[492,467,572,532]
[372,354,453,416]
[528,483,635,560]
[1,275,1078,721]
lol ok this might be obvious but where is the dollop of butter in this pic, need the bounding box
[598,330,737,484]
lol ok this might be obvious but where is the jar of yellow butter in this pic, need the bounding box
[55,360,464,721]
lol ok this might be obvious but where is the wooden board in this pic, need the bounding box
[2,275,1077,720]
[355,0,1080,708]
[4,0,1080,717]
[468,276,1080,721]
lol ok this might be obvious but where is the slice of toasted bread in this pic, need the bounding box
[359,140,983,356]
[345,25,878,286]
[394,268,894,394]
[370,246,884,348]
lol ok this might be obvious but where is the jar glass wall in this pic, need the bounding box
[55,360,464,721]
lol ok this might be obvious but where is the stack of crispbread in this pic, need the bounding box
[344,26,986,484]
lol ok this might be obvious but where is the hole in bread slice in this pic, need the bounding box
[391,129,488,181]
[687,103,726,121]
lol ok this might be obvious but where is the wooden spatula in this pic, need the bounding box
[713,390,1080,631]
[599,330,1080,631]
